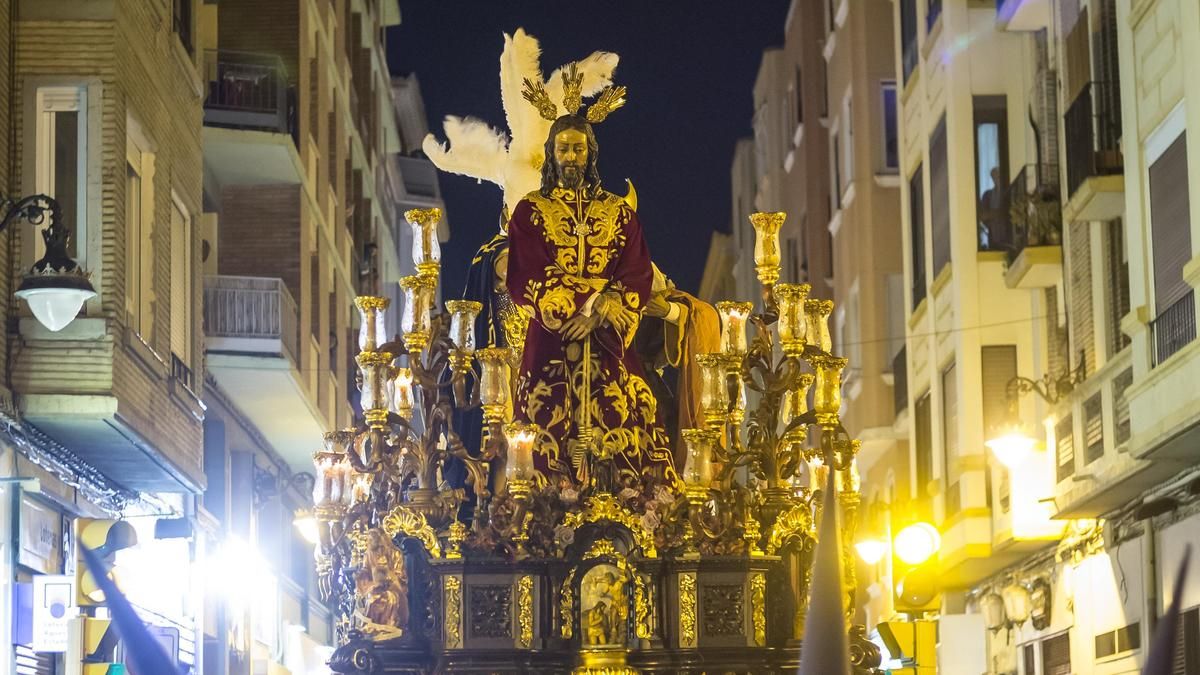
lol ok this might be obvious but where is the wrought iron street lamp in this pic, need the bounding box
[2,194,96,331]
[986,351,1087,467]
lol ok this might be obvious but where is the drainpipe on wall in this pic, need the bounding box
[1142,518,1158,650]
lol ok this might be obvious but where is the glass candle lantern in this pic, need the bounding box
[446,300,483,353]
[504,421,537,482]
[804,299,834,353]
[355,296,390,352]
[400,275,437,353]
[405,208,443,277]
[774,283,810,356]
[716,301,754,355]
[356,351,394,412]
[350,472,373,504]
[477,347,512,421]
[680,428,716,487]
[749,212,785,287]
[697,353,730,423]
[780,372,815,443]
[813,355,848,420]
[389,367,415,417]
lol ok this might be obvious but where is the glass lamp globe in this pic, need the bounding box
[16,286,95,332]
[986,423,1038,469]
[855,538,888,565]
[893,522,941,566]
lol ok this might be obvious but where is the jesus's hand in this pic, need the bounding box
[562,312,602,341]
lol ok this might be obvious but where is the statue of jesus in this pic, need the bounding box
[506,70,677,488]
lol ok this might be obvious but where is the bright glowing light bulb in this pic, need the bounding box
[986,424,1038,468]
[893,522,940,566]
[855,538,888,565]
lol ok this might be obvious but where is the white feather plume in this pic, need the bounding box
[545,51,620,103]
[423,29,622,218]
[421,116,507,187]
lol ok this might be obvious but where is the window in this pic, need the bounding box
[1055,415,1075,482]
[170,196,194,374]
[1149,130,1191,311]
[981,346,1017,439]
[974,96,1010,251]
[909,164,926,307]
[1174,608,1199,673]
[820,60,829,118]
[173,0,193,54]
[900,0,918,83]
[1105,219,1131,356]
[1042,632,1071,675]
[35,86,88,267]
[1094,621,1140,659]
[786,237,801,282]
[885,274,905,363]
[1084,392,1104,464]
[126,132,155,340]
[881,81,899,171]
[831,130,842,211]
[915,392,933,504]
[794,66,803,126]
[843,285,861,373]
[929,116,950,274]
[842,94,854,191]
[942,362,959,516]
[1022,643,1036,675]
[1112,368,1132,447]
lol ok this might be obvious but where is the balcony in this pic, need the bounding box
[1004,164,1063,289]
[203,276,329,468]
[1151,290,1196,367]
[203,50,304,187]
[1063,82,1125,223]
[1129,290,1200,468]
[996,0,1052,31]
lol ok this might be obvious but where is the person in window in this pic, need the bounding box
[978,167,1010,251]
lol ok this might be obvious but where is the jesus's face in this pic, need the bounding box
[553,128,589,188]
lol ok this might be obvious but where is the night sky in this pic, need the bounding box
[388,1,789,295]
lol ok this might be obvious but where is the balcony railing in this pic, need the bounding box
[171,354,194,391]
[1151,290,1196,367]
[1064,81,1123,198]
[204,50,297,138]
[203,276,300,364]
[1006,163,1062,263]
[893,346,908,416]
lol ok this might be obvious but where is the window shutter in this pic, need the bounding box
[915,392,933,505]
[1063,6,1091,104]
[981,345,1017,437]
[170,201,191,364]
[1105,218,1131,355]
[930,117,950,274]
[1084,392,1104,464]
[1069,219,1095,370]
[1113,367,1132,446]
[1042,632,1071,675]
[910,164,926,306]
[1173,607,1199,675]
[1056,414,1075,482]
[1150,134,1192,313]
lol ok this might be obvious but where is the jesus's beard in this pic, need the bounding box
[558,163,583,189]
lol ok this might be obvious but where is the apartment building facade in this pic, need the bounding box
[197,1,421,673]
[0,0,211,672]
[866,0,1200,672]
[751,0,834,304]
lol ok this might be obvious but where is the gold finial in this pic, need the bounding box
[586,85,627,123]
[561,62,584,116]
[521,78,558,121]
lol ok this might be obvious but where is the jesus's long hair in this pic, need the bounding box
[539,115,602,197]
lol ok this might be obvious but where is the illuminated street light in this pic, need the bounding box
[0,194,96,331]
[986,422,1038,469]
[293,509,320,546]
[893,522,940,566]
[855,538,888,565]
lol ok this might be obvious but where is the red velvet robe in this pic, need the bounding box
[507,186,678,486]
